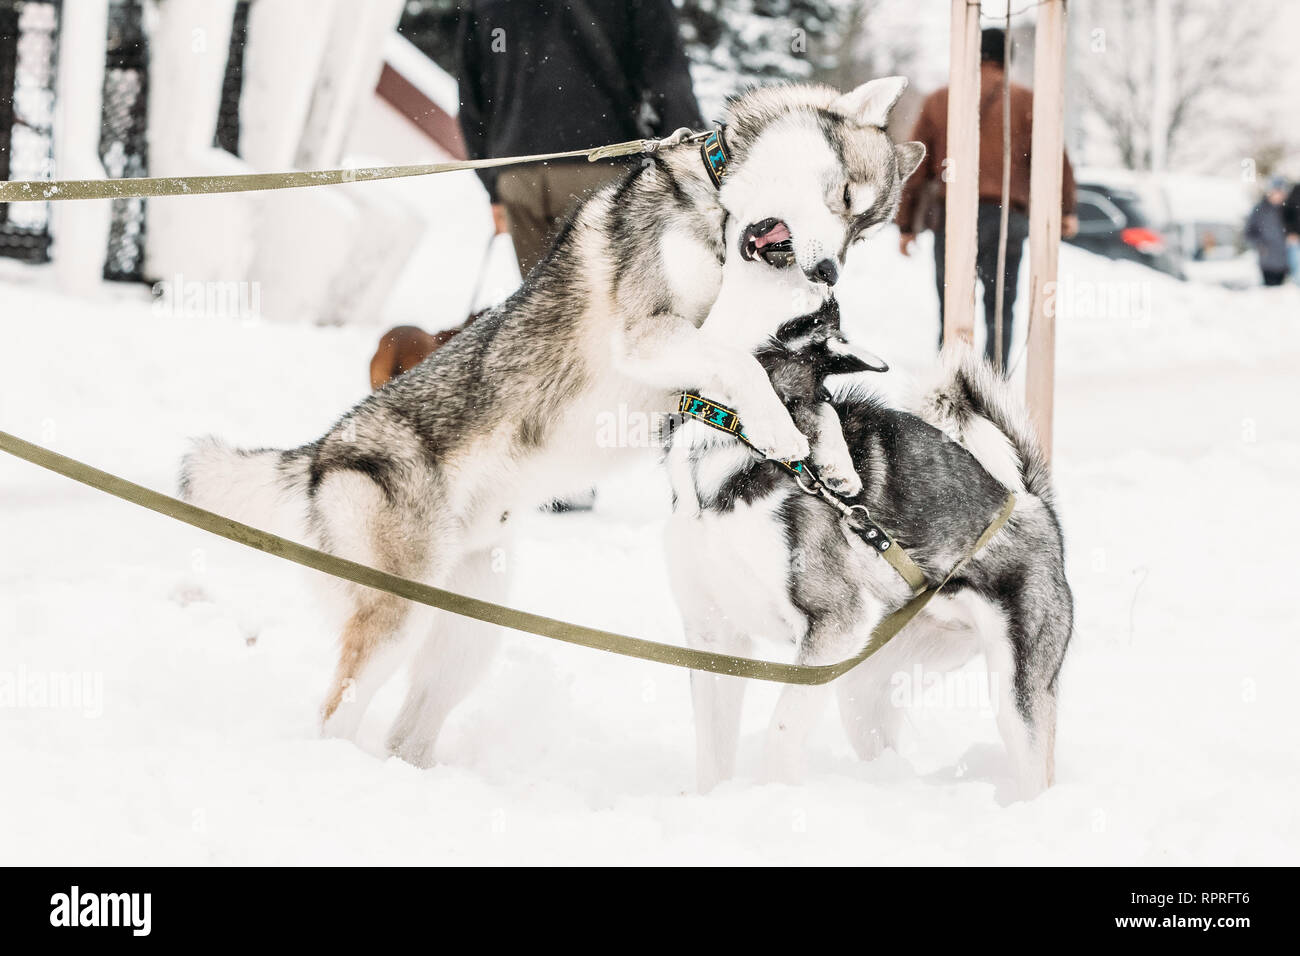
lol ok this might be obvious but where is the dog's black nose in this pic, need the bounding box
[808,258,839,286]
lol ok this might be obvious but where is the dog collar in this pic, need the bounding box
[678,392,805,473]
[699,128,731,189]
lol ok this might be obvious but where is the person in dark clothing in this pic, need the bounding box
[457,0,704,275]
[896,28,1077,371]
[1282,182,1300,286]
[1245,177,1291,287]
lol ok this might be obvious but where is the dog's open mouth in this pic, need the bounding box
[740,218,795,267]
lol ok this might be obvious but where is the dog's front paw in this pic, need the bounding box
[816,459,862,497]
[742,404,810,463]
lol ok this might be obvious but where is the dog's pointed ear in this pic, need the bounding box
[826,336,889,375]
[895,141,926,182]
[831,76,909,128]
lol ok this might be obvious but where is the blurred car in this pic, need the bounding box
[1160,172,1259,289]
[1066,172,1186,279]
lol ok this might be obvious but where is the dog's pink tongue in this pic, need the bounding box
[755,222,791,248]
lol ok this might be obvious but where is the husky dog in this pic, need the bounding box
[665,304,1072,799]
[180,79,925,767]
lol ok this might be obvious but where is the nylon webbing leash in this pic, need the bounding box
[0,130,717,203]
[0,429,1013,685]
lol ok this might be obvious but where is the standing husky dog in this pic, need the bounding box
[180,79,925,767]
[666,304,1072,798]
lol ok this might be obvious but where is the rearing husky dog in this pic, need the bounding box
[180,79,925,766]
[666,304,1072,799]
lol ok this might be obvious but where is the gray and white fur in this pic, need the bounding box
[179,78,926,766]
[665,304,1073,799]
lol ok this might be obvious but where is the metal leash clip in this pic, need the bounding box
[647,127,715,153]
[792,467,823,497]
[587,128,714,162]
[794,471,892,552]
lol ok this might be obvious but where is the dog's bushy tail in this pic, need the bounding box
[178,437,312,541]
[911,347,1054,503]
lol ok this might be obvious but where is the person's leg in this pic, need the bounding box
[543,158,628,219]
[933,227,946,350]
[999,209,1031,370]
[974,203,1001,366]
[974,203,1028,372]
[1261,268,1285,287]
[498,160,629,277]
[1288,241,1300,285]
[534,159,630,264]
[495,166,551,277]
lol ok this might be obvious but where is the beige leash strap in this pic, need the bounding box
[880,536,929,593]
[0,141,656,203]
[0,429,1014,685]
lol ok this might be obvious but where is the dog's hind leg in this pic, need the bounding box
[834,643,910,763]
[321,620,412,741]
[386,545,508,769]
[687,624,753,792]
[972,591,1069,800]
[313,469,443,741]
[835,612,980,761]
[762,622,869,784]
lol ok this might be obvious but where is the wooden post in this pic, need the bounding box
[942,0,982,346]
[1025,0,1068,459]
[51,0,111,295]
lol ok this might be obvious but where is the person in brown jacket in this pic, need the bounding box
[896,28,1078,370]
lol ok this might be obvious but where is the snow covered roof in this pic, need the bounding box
[383,32,459,117]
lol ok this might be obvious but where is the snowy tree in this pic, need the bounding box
[1070,0,1278,173]
[679,0,914,119]
[815,0,918,94]
[396,0,460,74]
[678,0,838,81]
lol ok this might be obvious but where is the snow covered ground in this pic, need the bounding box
[2,229,1298,865]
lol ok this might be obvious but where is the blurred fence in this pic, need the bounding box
[214,0,250,157]
[99,0,147,281]
[0,0,59,265]
[0,0,254,283]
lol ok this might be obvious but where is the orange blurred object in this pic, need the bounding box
[369,325,458,390]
